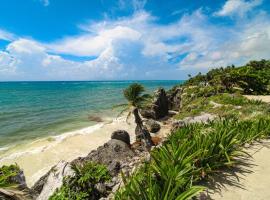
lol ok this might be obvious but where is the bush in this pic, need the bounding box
[184,59,270,95]
[49,162,111,200]
[115,117,270,199]
[0,164,20,188]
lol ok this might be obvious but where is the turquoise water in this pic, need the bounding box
[0,81,182,148]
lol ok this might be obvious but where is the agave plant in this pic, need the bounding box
[115,83,153,148]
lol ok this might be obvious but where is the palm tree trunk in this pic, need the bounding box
[133,108,153,149]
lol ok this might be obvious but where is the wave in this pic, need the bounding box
[0,122,105,162]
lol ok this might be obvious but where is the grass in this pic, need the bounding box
[176,89,270,120]
[115,117,270,199]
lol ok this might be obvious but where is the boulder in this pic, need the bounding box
[141,88,169,119]
[145,119,161,133]
[168,87,183,111]
[152,88,169,119]
[72,139,134,176]
[171,113,216,132]
[111,130,130,145]
[33,161,74,200]
[183,113,216,124]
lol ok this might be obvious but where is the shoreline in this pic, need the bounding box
[0,115,137,187]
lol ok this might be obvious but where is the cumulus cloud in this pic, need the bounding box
[0,3,270,80]
[180,12,270,69]
[214,0,262,17]
[48,26,141,57]
[0,38,123,80]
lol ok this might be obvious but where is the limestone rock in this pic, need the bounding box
[145,119,161,133]
[168,87,182,111]
[34,161,74,200]
[111,130,130,145]
[141,88,169,119]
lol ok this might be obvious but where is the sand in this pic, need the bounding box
[207,141,270,200]
[0,115,171,188]
[244,95,270,103]
[0,116,136,187]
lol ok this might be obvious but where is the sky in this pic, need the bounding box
[0,0,270,81]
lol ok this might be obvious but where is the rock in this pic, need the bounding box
[88,115,103,122]
[111,130,130,145]
[140,109,155,119]
[168,87,183,111]
[168,110,178,116]
[171,120,186,132]
[141,88,169,119]
[0,188,31,200]
[72,139,134,176]
[152,88,169,119]
[135,125,153,149]
[95,183,107,195]
[108,161,121,176]
[10,169,27,189]
[183,113,216,124]
[34,161,74,200]
[171,113,216,132]
[145,119,161,133]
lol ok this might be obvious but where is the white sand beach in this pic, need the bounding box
[208,141,270,200]
[0,117,136,187]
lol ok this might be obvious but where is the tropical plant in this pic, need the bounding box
[0,164,31,200]
[49,162,111,200]
[115,116,270,200]
[116,83,153,148]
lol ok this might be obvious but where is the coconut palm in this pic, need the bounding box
[116,83,153,148]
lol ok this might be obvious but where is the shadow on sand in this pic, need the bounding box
[197,140,270,200]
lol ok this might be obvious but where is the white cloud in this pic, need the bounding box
[215,0,262,17]
[0,38,123,80]
[180,12,270,69]
[0,29,16,41]
[0,6,270,80]
[48,26,141,57]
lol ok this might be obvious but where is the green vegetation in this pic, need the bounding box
[185,59,270,95]
[49,162,111,200]
[0,164,21,188]
[115,83,153,147]
[176,88,270,120]
[115,117,270,200]
[115,60,270,199]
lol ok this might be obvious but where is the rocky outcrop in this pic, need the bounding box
[167,87,183,111]
[145,119,161,133]
[0,168,33,200]
[141,88,169,119]
[111,130,130,145]
[171,113,216,132]
[73,138,135,176]
[32,161,74,200]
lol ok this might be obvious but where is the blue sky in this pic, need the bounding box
[0,0,269,81]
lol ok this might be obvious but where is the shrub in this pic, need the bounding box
[115,117,270,199]
[0,164,20,188]
[49,162,111,200]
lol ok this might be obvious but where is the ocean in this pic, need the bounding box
[0,80,182,149]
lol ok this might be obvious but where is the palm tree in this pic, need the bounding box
[116,83,153,149]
